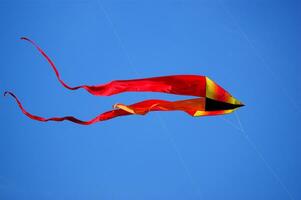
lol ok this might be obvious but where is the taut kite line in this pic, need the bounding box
[4,37,244,125]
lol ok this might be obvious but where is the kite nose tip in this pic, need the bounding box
[236,101,245,108]
[232,97,245,108]
[238,103,245,107]
[230,102,244,110]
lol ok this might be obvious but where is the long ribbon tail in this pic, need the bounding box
[4,91,206,125]
[21,37,207,97]
[4,90,237,125]
[4,91,131,125]
[20,37,82,91]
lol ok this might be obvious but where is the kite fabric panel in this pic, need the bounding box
[4,37,244,125]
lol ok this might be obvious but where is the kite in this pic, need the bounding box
[4,37,244,125]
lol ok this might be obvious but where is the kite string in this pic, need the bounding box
[235,112,295,200]
[157,117,203,199]
[220,116,242,132]
[95,0,135,71]
[218,1,295,198]
[95,1,203,199]
[221,113,294,200]
[218,0,300,114]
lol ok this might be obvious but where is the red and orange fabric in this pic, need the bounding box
[4,38,244,125]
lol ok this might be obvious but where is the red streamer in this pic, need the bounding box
[4,38,243,125]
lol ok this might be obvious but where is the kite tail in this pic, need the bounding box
[20,37,206,97]
[3,91,200,125]
[20,37,85,91]
[4,91,130,125]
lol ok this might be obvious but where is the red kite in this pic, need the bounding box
[4,38,244,125]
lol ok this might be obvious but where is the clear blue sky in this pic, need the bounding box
[0,0,300,199]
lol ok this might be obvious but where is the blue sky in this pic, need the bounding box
[0,0,300,199]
